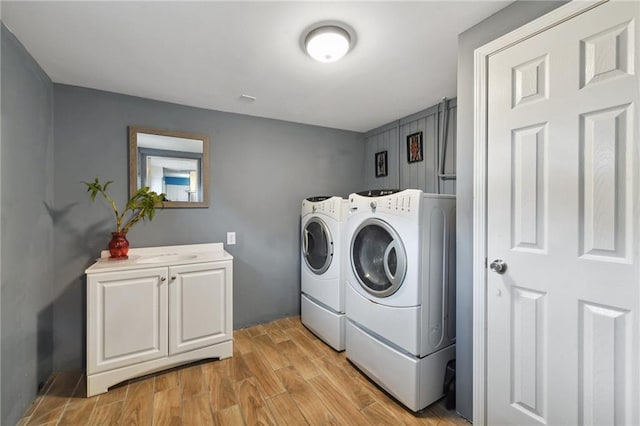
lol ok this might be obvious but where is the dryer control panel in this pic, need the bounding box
[349,189,423,219]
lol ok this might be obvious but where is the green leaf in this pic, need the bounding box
[84,177,165,233]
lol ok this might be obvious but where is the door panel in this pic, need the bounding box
[169,261,232,355]
[486,2,639,425]
[578,301,631,426]
[509,287,546,422]
[580,20,634,88]
[88,267,168,374]
[579,104,633,262]
[511,123,547,252]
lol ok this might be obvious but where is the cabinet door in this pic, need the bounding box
[87,267,168,374]
[169,261,232,355]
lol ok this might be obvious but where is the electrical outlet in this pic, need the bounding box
[227,232,236,245]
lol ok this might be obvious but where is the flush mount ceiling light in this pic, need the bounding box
[304,25,352,63]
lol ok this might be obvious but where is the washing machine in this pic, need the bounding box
[300,195,349,351]
[344,189,456,411]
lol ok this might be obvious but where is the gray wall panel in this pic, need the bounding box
[400,113,438,192]
[52,85,365,371]
[364,126,398,190]
[1,24,55,426]
[366,100,456,195]
[455,1,568,420]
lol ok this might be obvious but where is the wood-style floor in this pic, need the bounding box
[19,316,469,425]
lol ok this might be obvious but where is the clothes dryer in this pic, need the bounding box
[344,189,456,411]
[301,196,349,351]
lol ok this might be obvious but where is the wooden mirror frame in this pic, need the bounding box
[129,126,210,208]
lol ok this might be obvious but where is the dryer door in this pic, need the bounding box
[302,218,333,275]
[351,218,407,297]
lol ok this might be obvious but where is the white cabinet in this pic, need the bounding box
[85,243,232,397]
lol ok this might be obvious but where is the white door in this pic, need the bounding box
[169,261,232,355]
[487,1,639,425]
[87,267,168,374]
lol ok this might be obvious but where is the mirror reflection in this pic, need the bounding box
[129,127,210,208]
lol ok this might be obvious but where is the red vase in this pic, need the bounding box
[108,232,129,260]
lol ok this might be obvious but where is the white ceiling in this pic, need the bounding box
[2,1,509,132]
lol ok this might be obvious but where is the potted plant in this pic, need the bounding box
[83,177,166,259]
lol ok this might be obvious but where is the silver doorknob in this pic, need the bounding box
[490,259,507,274]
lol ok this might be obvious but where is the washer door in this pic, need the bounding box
[351,218,407,297]
[302,218,333,275]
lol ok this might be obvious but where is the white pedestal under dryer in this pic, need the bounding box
[344,189,456,411]
[300,196,349,351]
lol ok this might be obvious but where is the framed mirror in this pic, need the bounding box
[129,126,210,208]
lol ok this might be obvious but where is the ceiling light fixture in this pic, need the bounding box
[304,25,351,63]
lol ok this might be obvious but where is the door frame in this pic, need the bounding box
[471,1,608,424]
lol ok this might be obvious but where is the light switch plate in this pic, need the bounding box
[227,232,236,245]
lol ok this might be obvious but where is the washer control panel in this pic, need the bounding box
[301,196,346,221]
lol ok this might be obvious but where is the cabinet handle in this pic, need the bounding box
[160,277,167,282]
[171,276,176,281]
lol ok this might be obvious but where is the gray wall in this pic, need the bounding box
[364,99,456,195]
[53,85,364,371]
[1,24,55,425]
[455,1,567,420]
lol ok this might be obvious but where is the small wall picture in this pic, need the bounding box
[375,151,388,177]
[407,131,423,163]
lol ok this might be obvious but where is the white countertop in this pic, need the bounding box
[85,242,232,274]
